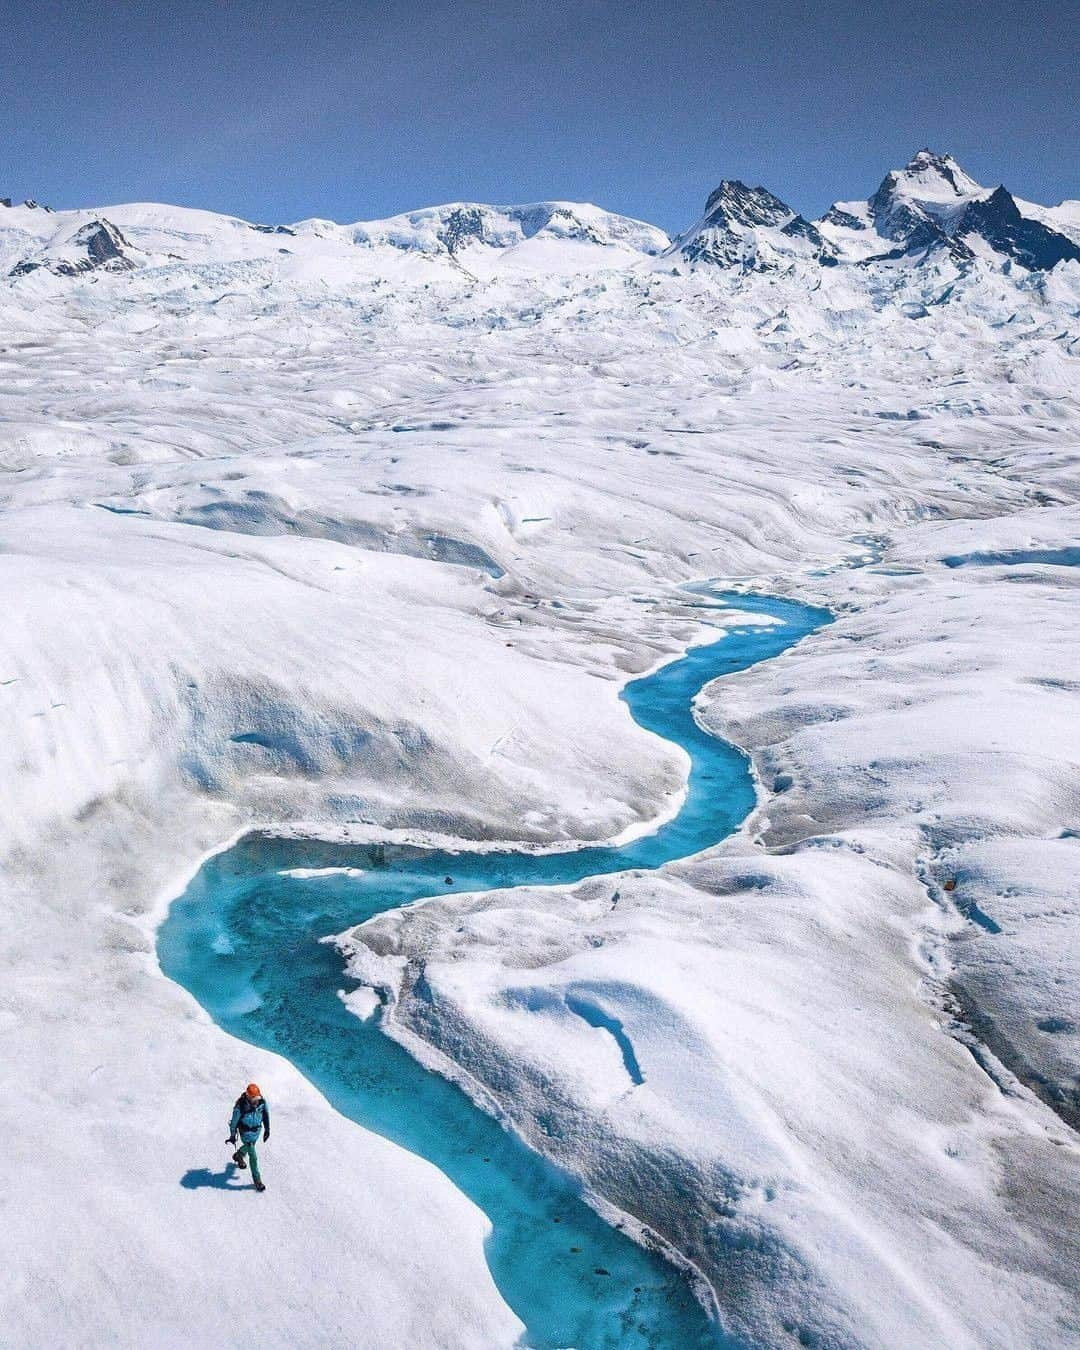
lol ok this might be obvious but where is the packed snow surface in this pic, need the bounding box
[1,150,1078,1348]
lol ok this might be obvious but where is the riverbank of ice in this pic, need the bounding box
[345,519,1080,1346]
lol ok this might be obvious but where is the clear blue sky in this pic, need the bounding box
[3,0,1077,230]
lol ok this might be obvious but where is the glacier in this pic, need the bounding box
[1,148,1078,1348]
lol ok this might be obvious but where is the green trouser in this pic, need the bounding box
[235,1139,262,1183]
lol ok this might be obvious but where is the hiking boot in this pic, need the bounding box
[232,1150,247,1169]
[254,1180,266,1193]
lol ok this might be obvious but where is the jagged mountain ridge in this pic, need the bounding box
[823,148,1080,270]
[667,180,837,270]
[2,149,1077,283]
[669,150,1080,275]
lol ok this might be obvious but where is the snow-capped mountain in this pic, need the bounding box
[952,184,1080,269]
[817,148,1080,270]
[662,150,1078,277]
[9,216,136,277]
[350,200,670,258]
[5,149,1077,291]
[867,147,984,248]
[0,195,669,283]
[668,179,837,270]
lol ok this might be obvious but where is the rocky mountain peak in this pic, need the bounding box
[957,186,1080,270]
[673,180,836,270]
[894,149,982,199]
[700,181,795,230]
[863,150,983,260]
[10,217,135,278]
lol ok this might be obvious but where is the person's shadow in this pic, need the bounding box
[180,1162,252,1191]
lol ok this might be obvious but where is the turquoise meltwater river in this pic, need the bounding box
[159,592,830,1348]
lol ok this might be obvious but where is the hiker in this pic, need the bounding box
[228,1083,270,1192]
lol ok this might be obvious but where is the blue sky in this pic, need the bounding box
[3,0,1077,230]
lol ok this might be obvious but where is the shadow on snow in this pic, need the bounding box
[180,1162,254,1191]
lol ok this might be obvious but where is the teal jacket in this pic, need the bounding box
[230,1094,270,1143]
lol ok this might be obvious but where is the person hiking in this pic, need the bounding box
[228,1083,270,1192]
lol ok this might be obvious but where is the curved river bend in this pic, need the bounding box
[160,592,830,1348]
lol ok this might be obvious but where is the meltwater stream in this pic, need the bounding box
[159,592,829,1348]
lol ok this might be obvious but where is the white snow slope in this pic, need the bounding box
[1,152,1078,1349]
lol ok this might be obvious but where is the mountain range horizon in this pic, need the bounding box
[4,146,1079,284]
[5,148,1078,232]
